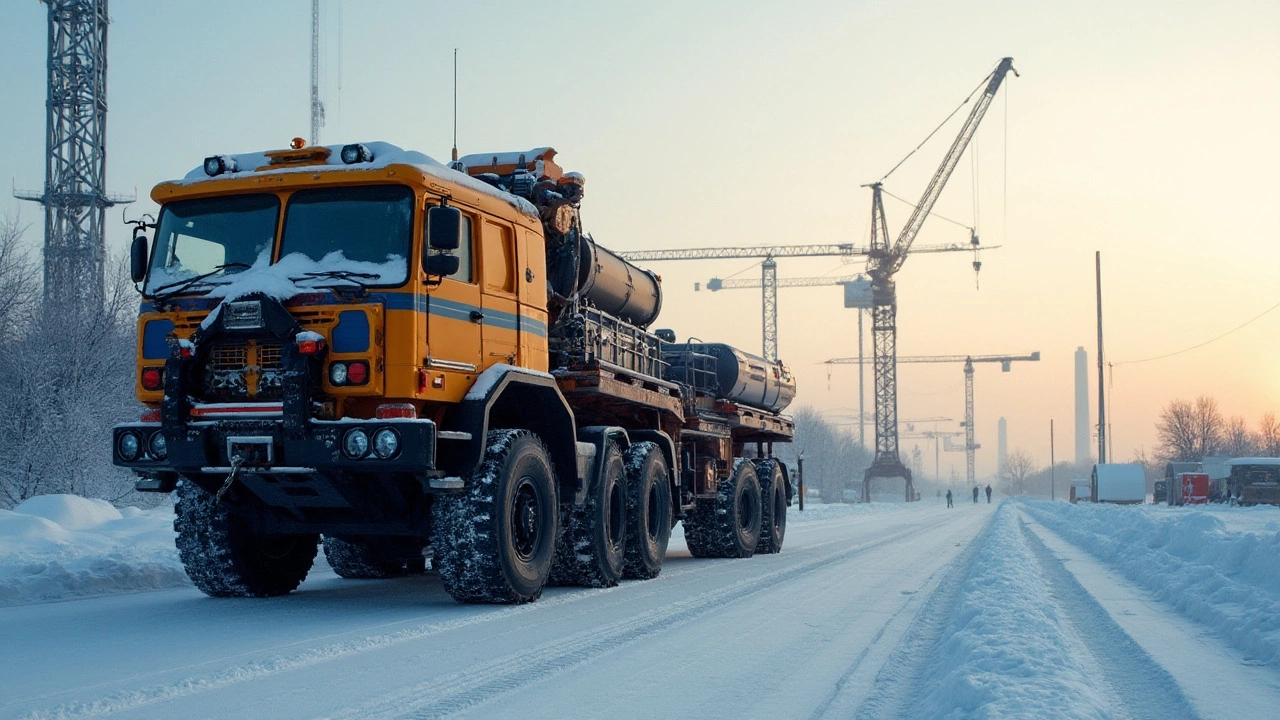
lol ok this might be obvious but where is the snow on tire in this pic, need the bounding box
[432,429,559,604]
[173,477,319,598]
[754,459,787,554]
[549,441,627,588]
[683,458,762,559]
[622,441,672,579]
[323,536,423,579]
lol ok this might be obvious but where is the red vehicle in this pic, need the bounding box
[1177,472,1210,505]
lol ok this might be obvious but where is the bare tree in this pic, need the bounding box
[775,407,871,503]
[1258,413,1280,457]
[0,213,36,339]
[1156,395,1224,462]
[999,448,1038,495]
[1223,415,1259,457]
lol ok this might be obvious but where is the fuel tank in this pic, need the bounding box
[577,236,662,328]
[670,342,796,414]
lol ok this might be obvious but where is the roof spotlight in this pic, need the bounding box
[340,143,373,164]
[203,155,237,177]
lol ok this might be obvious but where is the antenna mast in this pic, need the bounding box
[452,48,458,163]
[310,0,324,145]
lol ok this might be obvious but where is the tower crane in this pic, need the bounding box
[862,57,1017,503]
[618,241,973,363]
[825,351,1039,489]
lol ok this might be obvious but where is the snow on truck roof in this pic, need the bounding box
[1227,457,1280,466]
[173,141,539,220]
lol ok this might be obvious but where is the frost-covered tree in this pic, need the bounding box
[1155,396,1223,463]
[0,245,141,508]
[997,448,1037,495]
[1223,416,1259,457]
[1257,413,1280,457]
[774,407,871,503]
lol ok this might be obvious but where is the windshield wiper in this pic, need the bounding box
[150,262,251,302]
[292,270,378,294]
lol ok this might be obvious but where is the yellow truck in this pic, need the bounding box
[113,140,795,603]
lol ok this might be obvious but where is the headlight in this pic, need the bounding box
[373,428,400,459]
[148,431,167,460]
[342,428,369,459]
[340,143,373,164]
[117,432,141,461]
[329,362,348,385]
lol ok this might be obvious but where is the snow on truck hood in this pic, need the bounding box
[175,141,539,220]
[195,250,403,330]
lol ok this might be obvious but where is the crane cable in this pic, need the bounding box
[876,62,1000,185]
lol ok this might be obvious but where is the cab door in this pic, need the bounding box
[424,212,481,397]
[478,218,520,368]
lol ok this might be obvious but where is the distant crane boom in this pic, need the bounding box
[863,57,1017,502]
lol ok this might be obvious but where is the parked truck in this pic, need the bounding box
[112,141,796,603]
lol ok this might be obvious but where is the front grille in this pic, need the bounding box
[201,341,285,401]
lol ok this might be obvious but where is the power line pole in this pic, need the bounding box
[1096,251,1106,464]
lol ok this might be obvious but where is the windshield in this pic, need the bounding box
[279,185,413,286]
[145,194,279,295]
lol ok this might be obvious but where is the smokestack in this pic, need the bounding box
[998,417,1008,476]
[1075,346,1090,466]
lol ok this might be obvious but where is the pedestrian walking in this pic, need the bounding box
[985,484,992,503]
[972,485,979,503]
[946,489,953,508]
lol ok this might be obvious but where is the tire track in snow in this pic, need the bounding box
[328,519,961,720]
[20,511,961,720]
[1019,514,1200,720]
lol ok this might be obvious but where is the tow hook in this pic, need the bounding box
[216,455,246,503]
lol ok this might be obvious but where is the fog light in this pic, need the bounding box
[342,428,369,459]
[148,431,167,460]
[203,155,237,177]
[329,362,348,385]
[118,432,141,461]
[340,143,373,164]
[373,428,400,459]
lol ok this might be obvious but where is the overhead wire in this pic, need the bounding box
[1112,298,1280,366]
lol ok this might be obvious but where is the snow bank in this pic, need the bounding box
[908,504,1114,719]
[1022,499,1280,666]
[0,495,187,606]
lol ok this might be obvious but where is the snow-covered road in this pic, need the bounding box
[2,499,1278,719]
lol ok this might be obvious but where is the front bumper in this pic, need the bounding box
[112,417,438,486]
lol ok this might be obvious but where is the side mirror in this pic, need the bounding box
[130,235,148,283]
[427,205,461,251]
[425,253,460,277]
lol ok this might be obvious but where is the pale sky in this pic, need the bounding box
[1,0,1277,481]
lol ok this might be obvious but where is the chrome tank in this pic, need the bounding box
[577,237,662,328]
[698,343,796,414]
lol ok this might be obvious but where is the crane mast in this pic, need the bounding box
[864,57,1017,502]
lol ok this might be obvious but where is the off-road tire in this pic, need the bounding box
[622,441,672,579]
[432,429,559,604]
[548,441,627,588]
[683,458,762,559]
[174,478,318,598]
[323,535,425,579]
[754,459,787,554]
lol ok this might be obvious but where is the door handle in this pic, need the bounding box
[469,310,484,323]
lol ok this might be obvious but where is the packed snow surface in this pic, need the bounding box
[0,495,185,606]
[3,496,1279,719]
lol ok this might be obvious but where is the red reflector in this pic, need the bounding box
[418,369,428,392]
[141,408,161,422]
[376,403,417,419]
[141,367,164,391]
[347,361,369,385]
[297,339,324,354]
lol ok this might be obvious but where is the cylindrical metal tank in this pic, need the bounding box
[577,236,662,328]
[699,343,796,414]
